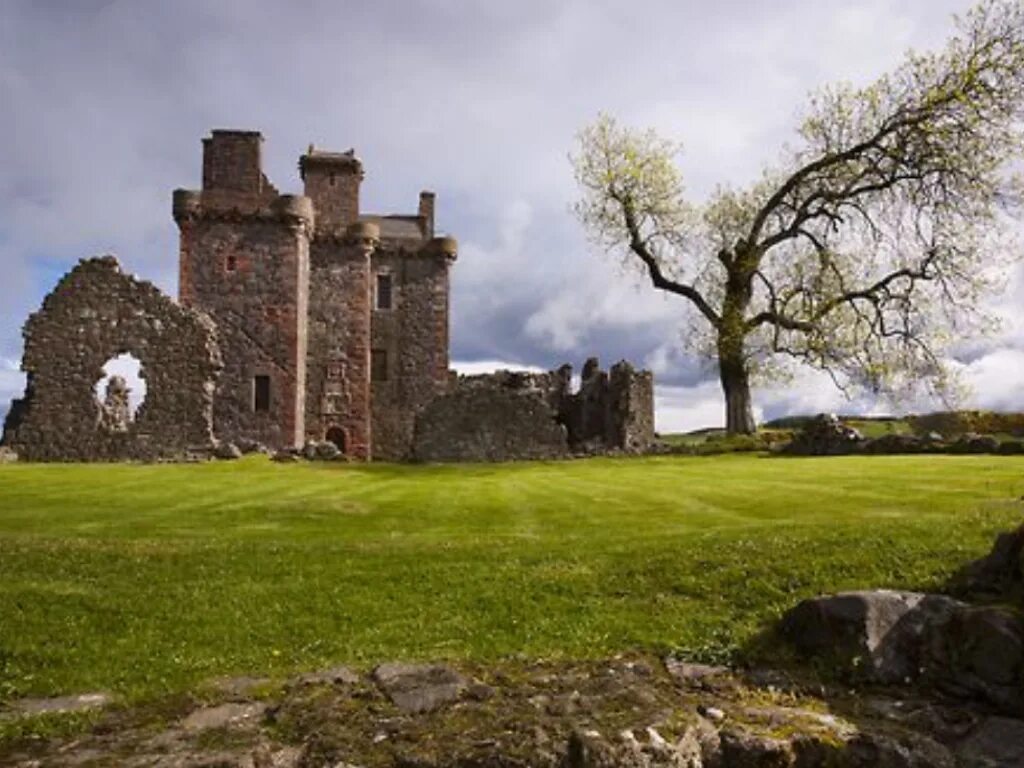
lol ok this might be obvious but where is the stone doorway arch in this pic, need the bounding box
[325,425,347,454]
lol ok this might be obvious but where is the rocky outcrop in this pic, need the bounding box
[955,523,1024,601]
[5,655,1000,768]
[781,414,864,456]
[782,590,1024,716]
[776,523,1024,765]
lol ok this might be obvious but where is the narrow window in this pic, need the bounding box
[371,350,388,382]
[225,254,237,272]
[253,375,271,412]
[375,273,393,310]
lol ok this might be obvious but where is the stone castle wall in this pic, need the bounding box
[3,129,656,464]
[305,226,375,460]
[369,237,456,460]
[5,256,221,461]
[411,358,655,463]
[175,188,312,449]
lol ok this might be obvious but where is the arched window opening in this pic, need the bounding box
[94,353,147,431]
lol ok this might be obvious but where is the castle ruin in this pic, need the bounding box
[2,130,655,462]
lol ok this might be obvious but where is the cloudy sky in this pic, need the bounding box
[2,0,1021,432]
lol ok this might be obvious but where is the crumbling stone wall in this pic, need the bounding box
[553,358,655,452]
[412,373,570,462]
[411,358,654,462]
[5,256,221,461]
[560,359,655,452]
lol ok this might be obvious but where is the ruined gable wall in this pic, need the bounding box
[370,237,456,460]
[7,256,221,461]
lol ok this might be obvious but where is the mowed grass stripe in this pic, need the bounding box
[0,454,1022,703]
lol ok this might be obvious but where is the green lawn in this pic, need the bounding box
[0,453,1022,706]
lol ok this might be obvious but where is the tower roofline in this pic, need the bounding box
[299,146,363,180]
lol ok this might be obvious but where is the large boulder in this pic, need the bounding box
[955,523,1024,602]
[926,605,1024,715]
[781,414,864,456]
[782,589,1024,716]
[371,662,467,715]
[780,590,962,684]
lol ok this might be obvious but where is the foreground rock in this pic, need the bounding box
[955,522,1024,601]
[783,589,1024,716]
[5,692,111,716]
[7,653,1024,767]
[371,662,467,714]
[9,529,1024,766]
[781,590,964,684]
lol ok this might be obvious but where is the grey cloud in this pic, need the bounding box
[3,0,1014,432]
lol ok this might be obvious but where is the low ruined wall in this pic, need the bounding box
[6,256,222,461]
[607,361,655,451]
[411,374,569,462]
[559,358,655,452]
[410,359,654,463]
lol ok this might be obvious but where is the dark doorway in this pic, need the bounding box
[326,426,347,454]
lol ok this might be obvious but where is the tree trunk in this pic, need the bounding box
[719,345,757,436]
[719,249,758,435]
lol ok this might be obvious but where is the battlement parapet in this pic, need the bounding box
[425,235,458,261]
[299,147,363,179]
[172,188,314,230]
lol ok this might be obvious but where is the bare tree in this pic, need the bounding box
[573,0,1024,434]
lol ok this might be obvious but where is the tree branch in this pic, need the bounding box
[618,194,721,326]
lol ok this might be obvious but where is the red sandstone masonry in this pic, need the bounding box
[176,130,456,459]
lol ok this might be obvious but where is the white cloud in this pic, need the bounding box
[5,0,1020,433]
[656,382,730,434]
[452,359,546,376]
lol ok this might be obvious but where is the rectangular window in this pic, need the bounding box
[371,350,388,382]
[375,273,393,310]
[253,375,271,412]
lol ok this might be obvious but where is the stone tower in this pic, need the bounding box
[172,130,457,459]
[173,130,313,449]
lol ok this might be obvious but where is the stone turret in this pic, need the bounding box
[299,146,363,232]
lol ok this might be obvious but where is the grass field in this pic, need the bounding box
[1,453,1023,708]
